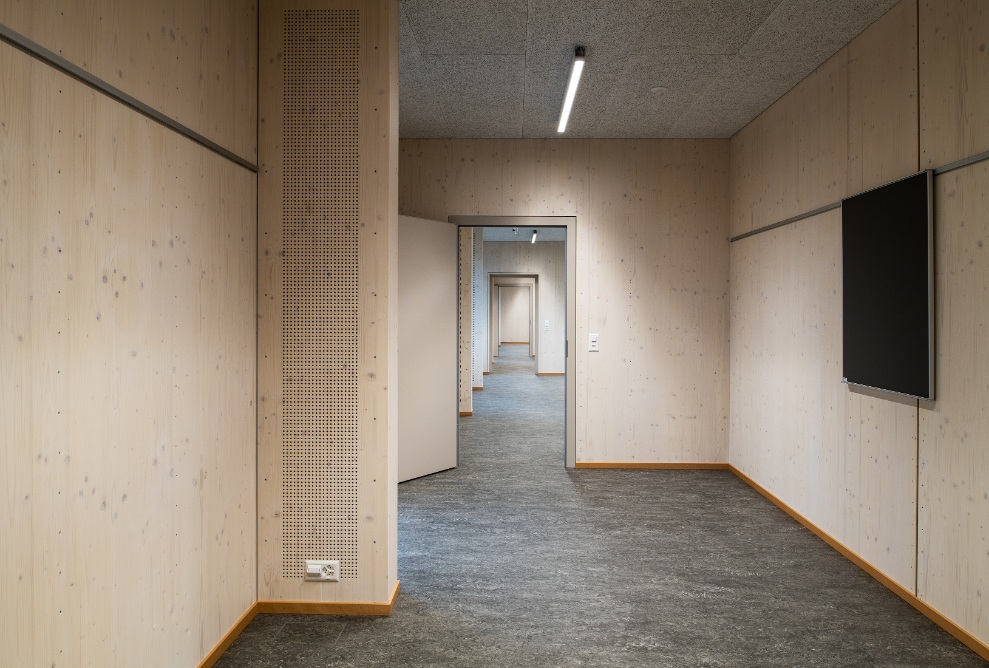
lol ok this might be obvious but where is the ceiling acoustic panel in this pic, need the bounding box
[398,0,901,138]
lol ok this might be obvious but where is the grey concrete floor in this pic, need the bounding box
[216,344,985,667]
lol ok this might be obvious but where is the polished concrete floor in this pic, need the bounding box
[216,344,985,667]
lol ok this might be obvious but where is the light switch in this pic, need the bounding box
[589,333,600,352]
[544,319,550,332]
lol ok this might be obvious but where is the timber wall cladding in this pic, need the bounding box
[0,37,256,668]
[917,0,989,646]
[729,0,921,593]
[730,0,989,649]
[0,0,257,163]
[399,139,730,464]
[280,8,359,581]
[259,0,398,605]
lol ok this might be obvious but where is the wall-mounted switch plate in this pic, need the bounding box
[304,559,340,582]
[589,333,600,352]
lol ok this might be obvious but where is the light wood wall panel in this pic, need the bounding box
[729,0,989,648]
[400,138,730,464]
[0,40,257,667]
[848,0,920,191]
[731,0,918,236]
[0,0,258,163]
[918,163,989,645]
[584,140,729,463]
[258,0,398,604]
[498,285,531,343]
[920,0,989,168]
[729,212,919,589]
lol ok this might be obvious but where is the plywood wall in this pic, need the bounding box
[400,139,730,464]
[729,212,918,589]
[917,164,989,646]
[919,0,989,168]
[0,37,257,667]
[257,0,398,605]
[731,0,989,650]
[0,0,258,163]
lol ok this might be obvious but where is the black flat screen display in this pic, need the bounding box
[841,170,933,399]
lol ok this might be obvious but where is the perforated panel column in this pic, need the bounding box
[458,227,473,413]
[281,8,360,580]
[472,230,486,381]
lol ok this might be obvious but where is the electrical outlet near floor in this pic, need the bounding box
[304,559,340,582]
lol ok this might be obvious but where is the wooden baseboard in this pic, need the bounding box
[459,411,472,416]
[198,582,401,666]
[729,465,989,662]
[197,601,260,668]
[500,341,529,345]
[575,462,729,470]
[536,372,565,376]
[258,580,401,617]
[482,371,491,375]
[472,386,484,391]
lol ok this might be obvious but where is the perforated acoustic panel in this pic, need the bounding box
[472,231,485,383]
[458,228,472,412]
[281,8,360,580]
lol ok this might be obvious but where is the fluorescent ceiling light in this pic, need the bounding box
[557,46,585,133]
[531,229,538,244]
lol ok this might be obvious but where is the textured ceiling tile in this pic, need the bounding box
[521,1,653,137]
[402,0,527,55]
[670,0,901,137]
[595,54,727,137]
[399,0,904,139]
[630,0,781,55]
[400,55,525,138]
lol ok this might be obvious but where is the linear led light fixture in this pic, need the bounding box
[557,46,585,133]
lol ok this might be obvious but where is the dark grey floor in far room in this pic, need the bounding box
[217,344,985,667]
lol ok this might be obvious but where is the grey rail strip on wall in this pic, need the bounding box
[729,149,989,244]
[0,22,258,173]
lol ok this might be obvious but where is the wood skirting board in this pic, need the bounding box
[197,602,260,668]
[577,461,987,659]
[198,582,401,668]
[459,411,473,417]
[575,462,729,470]
[472,386,484,391]
[199,460,989,663]
[728,466,989,662]
[536,372,565,376]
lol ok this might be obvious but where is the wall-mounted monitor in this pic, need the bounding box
[841,170,934,400]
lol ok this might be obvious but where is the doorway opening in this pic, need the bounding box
[451,216,576,468]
